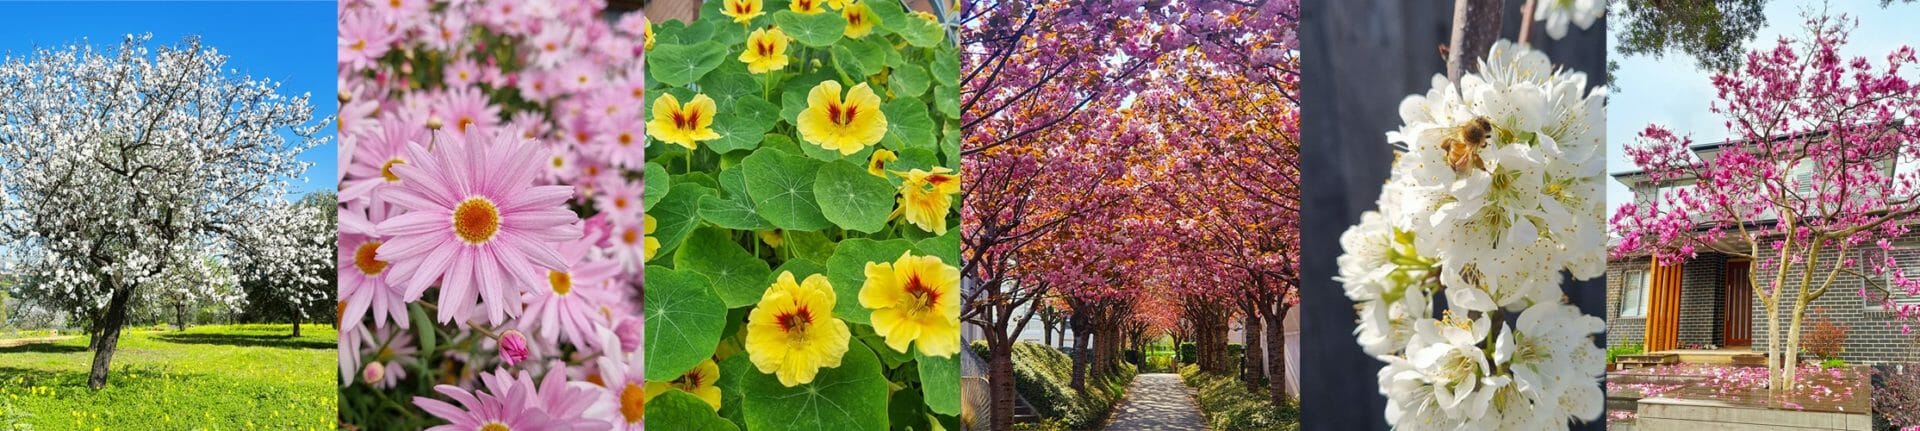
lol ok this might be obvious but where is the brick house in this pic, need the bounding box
[1608,135,1920,364]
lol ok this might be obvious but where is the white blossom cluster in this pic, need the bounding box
[0,34,327,322]
[1337,40,1607,430]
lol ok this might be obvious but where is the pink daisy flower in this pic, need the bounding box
[592,179,643,226]
[338,9,394,71]
[362,325,419,389]
[342,110,428,204]
[413,369,562,431]
[592,341,646,430]
[595,118,645,169]
[339,224,410,334]
[377,129,583,326]
[604,219,649,273]
[440,86,502,136]
[541,143,579,185]
[445,58,483,89]
[340,326,368,386]
[519,234,621,352]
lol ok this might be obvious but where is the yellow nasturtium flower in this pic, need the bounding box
[642,214,661,261]
[643,16,655,51]
[826,0,853,9]
[645,93,721,150]
[739,27,791,74]
[745,272,851,387]
[912,11,940,25]
[790,0,826,14]
[866,149,897,177]
[720,0,764,24]
[894,167,960,234]
[797,81,888,155]
[644,358,722,411]
[842,2,879,38]
[859,252,962,357]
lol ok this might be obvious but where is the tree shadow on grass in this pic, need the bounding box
[0,342,86,354]
[152,333,332,350]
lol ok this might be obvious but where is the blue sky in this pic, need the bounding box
[1606,2,1920,216]
[0,1,337,198]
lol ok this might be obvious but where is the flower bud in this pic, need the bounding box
[499,330,530,366]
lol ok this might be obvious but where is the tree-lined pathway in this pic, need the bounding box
[1103,373,1206,431]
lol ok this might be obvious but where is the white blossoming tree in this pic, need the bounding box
[0,34,326,390]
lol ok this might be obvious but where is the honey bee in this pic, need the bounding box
[1439,116,1493,173]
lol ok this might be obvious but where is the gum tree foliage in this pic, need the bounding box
[0,34,325,390]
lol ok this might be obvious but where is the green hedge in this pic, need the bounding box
[1180,342,1196,364]
[1180,364,1300,431]
[975,340,1136,430]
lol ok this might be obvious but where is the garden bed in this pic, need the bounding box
[1178,365,1300,431]
[1608,363,1873,430]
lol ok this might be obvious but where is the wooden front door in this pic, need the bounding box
[1724,260,1753,347]
[1645,261,1683,352]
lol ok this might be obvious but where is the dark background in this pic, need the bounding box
[1298,1,1607,430]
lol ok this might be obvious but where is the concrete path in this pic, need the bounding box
[1104,373,1207,431]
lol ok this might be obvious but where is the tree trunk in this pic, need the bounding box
[88,285,137,390]
[1242,309,1266,389]
[1764,299,1782,391]
[1070,316,1091,392]
[988,330,1016,431]
[293,316,302,337]
[1042,319,1052,347]
[1784,300,1808,389]
[1266,305,1291,405]
[174,300,187,331]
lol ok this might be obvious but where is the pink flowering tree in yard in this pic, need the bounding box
[1612,13,1920,391]
[0,34,328,391]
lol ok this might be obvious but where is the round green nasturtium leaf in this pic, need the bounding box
[741,149,833,231]
[934,85,960,119]
[889,63,931,98]
[881,99,937,151]
[771,258,830,283]
[645,266,727,380]
[699,194,775,230]
[913,230,960,261]
[652,183,716,259]
[931,53,959,88]
[773,10,846,47]
[889,14,946,48]
[708,96,780,154]
[716,354,754,430]
[916,348,962,415]
[940,123,961,165]
[643,162,671,211]
[887,389,931,431]
[824,238,915,325]
[700,67,763,112]
[741,342,890,431]
[676,227,776,308]
[645,390,739,431]
[782,230,839,263]
[649,41,730,87]
[760,134,803,155]
[833,37,889,77]
[813,161,897,233]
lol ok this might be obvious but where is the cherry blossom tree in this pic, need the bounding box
[0,34,325,390]
[1613,13,1920,391]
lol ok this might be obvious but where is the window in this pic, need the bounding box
[1867,250,1920,312]
[1620,270,1650,318]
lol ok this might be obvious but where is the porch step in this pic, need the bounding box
[1617,353,1679,369]
[1636,397,1871,430]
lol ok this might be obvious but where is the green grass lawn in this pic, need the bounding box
[0,324,336,430]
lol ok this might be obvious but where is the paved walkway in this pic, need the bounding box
[1104,373,1207,431]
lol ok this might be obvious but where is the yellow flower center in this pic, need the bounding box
[825,101,861,127]
[620,383,645,423]
[732,1,755,15]
[671,107,703,132]
[452,197,502,244]
[776,306,815,335]
[381,158,405,182]
[551,156,565,168]
[904,273,939,311]
[549,270,573,295]
[457,116,475,133]
[355,241,388,276]
[337,301,347,322]
[622,228,640,245]
[352,39,367,52]
[618,132,635,146]
[848,10,866,26]
[479,422,511,431]
[676,368,708,390]
[614,196,630,210]
[755,39,778,57]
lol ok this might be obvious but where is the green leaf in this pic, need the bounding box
[887,389,932,431]
[784,230,839,262]
[889,12,946,48]
[698,194,775,230]
[772,10,845,47]
[649,41,730,87]
[813,161,897,233]
[917,348,961,415]
[644,266,727,380]
[881,99,936,151]
[934,85,959,119]
[651,182,715,258]
[708,96,779,154]
[913,229,960,261]
[832,37,888,77]
[408,302,435,356]
[741,149,832,230]
[824,238,915,325]
[716,354,754,430]
[676,227,775,308]
[931,52,959,88]
[643,163,671,211]
[889,63,931,99]
[645,390,739,431]
[771,258,830,283]
[700,67,763,112]
[854,323,912,368]
[741,342,890,431]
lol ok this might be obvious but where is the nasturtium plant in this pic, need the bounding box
[643,1,963,430]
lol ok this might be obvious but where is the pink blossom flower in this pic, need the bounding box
[339,9,394,71]
[413,369,564,431]
[519,234,621,352]
[592,179,643,226]
[499,330,531,366]
[377,128,583,326]
[439,86,502,135]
